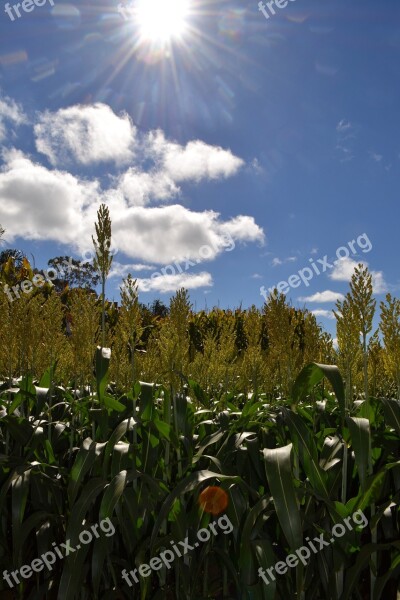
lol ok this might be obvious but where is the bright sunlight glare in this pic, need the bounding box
[135,0,190,42]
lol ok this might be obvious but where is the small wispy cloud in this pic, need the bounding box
[336,119,356,162]
[369,151,383,163]
[336,119,352,132]
[272,256,297,267]
[110,261,157,279]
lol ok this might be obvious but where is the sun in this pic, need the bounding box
[134,0,190,43]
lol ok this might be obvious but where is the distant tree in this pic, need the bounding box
[150,299,169,318]
[0,249,29,285]
[47,256,100,292]
[0,248,26,271]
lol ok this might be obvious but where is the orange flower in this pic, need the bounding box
[198,486,229,516]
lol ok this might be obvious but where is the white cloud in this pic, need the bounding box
[299,290,345,303]
[109,261,156,279]
[0,95,27,142]
[369,151,383,163]
[336,119,352,132]
[146,130,244,183]
[118,169,179,206]
[0,99,265,272]
[0,149,97,243]
[329,257,388,294]
[137,271,213,293]
[272,256,296,267]
[329,257,359,281]
[252,273,262,279]
[33,103,245,208]
[312,309,335,320]
[34,103,136,166]
[372,271,388,294]
[112,204,264,264]
[0,150,264,265]
[219,215,264,245]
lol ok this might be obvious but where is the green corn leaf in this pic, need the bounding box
[99,470,128,520]
[346,417,371,492]
[262,444,303,551]
[292,363,345,419]
[381,398,400,435]
[283,408,330,500]
[68,439,107,505]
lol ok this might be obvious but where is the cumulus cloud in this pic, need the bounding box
[371,271,388,294]
[112,205,264,264]
[312,309,335,320]
[34,103,136,166]
[33,103,245,209]
[329,258,387,294]
[0,150,264,266]
[299,290,345,303]
[118,169,179,206]
[329,257,359,281]
[0,99,264,294]
[137,272,213,293]
[145,130,244,183]
[0,149,97,243]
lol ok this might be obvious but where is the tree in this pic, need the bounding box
[47,256,100,292]
[92,204,113,348]
[150,299,169,318]
[0,250,31,287]
[0,248,26,271]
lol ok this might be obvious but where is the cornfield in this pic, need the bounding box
[0,212,399,600]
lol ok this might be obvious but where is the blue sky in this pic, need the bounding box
[0,0,399,335]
